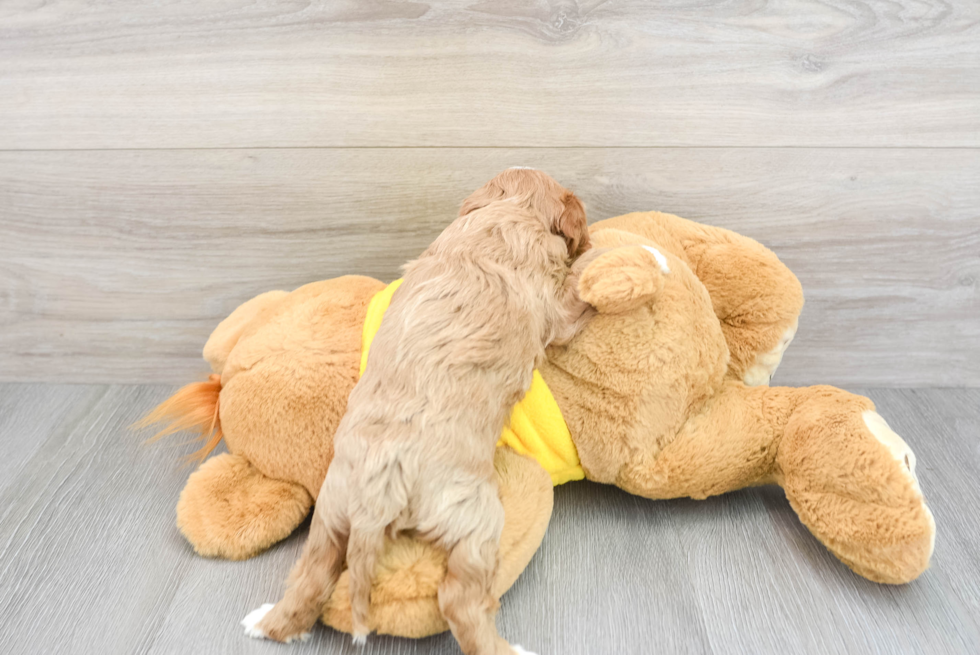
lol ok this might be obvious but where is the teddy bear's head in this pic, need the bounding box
[540,228,732,484]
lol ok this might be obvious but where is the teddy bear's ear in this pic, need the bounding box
[578,245,669,314]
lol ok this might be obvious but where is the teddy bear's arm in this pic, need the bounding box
[576,246,668,314]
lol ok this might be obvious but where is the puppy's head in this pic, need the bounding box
[460,168,590,257]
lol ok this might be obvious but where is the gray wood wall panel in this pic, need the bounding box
[0,384,976,654]
[0,1,978,149]
[2,148,977,386]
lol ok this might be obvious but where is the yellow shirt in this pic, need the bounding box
[360,279,585,486]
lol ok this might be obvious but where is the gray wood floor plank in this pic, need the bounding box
[0,385,192,655]
[1,385,977,654]
[3,148,977,386]
[666,489,872,655]
[146,522,462,655]
[1,1,977,148]
[0,384,105,496]
[758,484,978,655]
[501,483,713,655]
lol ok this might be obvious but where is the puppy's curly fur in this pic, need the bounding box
[249,169,591,655]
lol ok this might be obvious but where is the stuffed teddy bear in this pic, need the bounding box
[140,211,935,639]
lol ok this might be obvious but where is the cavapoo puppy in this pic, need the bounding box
[242,169,594,655]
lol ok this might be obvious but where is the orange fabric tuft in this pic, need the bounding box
[132,373,223,463]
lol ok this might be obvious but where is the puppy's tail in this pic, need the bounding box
[346,523,389,642]
[131,374,223,464]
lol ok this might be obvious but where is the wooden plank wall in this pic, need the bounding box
[1,1,978,386]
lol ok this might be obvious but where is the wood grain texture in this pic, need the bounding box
[0,0,978,149]
[0,385,977,654]
[2,147,977,385]
[0,384,105,496]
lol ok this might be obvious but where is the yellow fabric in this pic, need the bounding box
[360,279,585,486]
[360,278,404,377]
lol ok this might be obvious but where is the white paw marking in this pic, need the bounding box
[641,245,671,274]
[241,603,274,639]
[352,632,367,646]
[241,602,311,643]
[512,645,539,655]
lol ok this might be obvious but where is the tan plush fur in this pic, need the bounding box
[140,209,935,639]
[590,212,805,383]
[251,170,591,654]
[176,452,313,560]
[546,224,933,585]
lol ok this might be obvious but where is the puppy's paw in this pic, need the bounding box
[241,603,312,643]
[241,603,275,639]
[512,645,539,655]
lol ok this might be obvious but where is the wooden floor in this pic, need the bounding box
[0,383,977,655]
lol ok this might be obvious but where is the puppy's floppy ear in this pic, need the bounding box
[556,191,590,257]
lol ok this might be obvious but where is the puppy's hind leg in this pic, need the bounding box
[246,468,351,643]
[437,487,527,655]
[346,522,387,643]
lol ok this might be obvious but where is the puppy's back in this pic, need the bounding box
[347,202,568,446]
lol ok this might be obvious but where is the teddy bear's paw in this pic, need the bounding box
[241,603,274,639]
[743,321,798,386]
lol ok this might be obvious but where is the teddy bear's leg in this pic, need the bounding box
[616,383,934,584]
[176,452,313,560]
[690,239,804,386]
[615,383,785,501]
[777,387,936,584]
